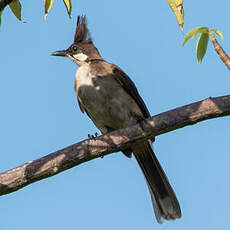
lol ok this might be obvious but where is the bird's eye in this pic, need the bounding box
[72,45,78,51]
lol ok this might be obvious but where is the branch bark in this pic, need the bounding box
[0,0,14,11]
[1,95,230,196]
[211,33,230,70]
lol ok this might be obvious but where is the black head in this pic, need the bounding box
[52,15,102,65]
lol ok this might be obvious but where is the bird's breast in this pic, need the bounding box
[75,65,143,131]
[75,66,111,112]
[76,65,99,89]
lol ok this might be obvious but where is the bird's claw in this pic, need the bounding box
[137,117,145,124]
[88,132,99,139]
[137,117,147,131]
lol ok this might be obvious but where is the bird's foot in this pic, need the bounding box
[137,117,149,136]
[137,117,147,129]
[87,132,104,158]
[88,132,99,140]
[137,117,155,142]
[137,117,146,124]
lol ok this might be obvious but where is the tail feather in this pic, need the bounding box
[132,141,181,223]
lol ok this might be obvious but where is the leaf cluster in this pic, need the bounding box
[182,27,223,64]
[0,0,72,25]
[0,0,228,69]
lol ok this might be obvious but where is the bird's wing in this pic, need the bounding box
[112,65,151,119]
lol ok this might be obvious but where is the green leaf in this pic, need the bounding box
[210,29,223,40]
[44,0,54,20]
[166,0,184,31]
[196,33,209,64]
[0,9,3,25]
[63,0,72,18]
[182,27,209,47]
[9,0,22,22]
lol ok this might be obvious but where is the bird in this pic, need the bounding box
[52,15,181,223]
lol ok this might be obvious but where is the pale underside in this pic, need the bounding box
[75,64,143,134]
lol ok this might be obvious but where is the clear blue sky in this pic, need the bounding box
[1,0,230,229]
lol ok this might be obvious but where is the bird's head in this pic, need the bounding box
[52,15,102,66]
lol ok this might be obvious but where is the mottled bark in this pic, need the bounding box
[0,95,230,196]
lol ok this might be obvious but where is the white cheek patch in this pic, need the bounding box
[73,53,88,61]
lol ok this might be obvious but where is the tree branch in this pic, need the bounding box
[1,95,230,196]
[211,33,230,70]
[0,0,14,11]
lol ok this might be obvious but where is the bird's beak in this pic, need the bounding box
[51,49,67,57]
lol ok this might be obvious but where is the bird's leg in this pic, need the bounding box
[137,117,155,142]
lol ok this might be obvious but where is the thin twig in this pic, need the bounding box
[210,33,230,70]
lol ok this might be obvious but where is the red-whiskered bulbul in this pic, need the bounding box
[52,15,181,223]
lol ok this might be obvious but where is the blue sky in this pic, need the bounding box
[1,0,230,229]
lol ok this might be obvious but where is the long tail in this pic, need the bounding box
[132,141,181,223]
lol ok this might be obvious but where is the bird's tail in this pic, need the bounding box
[132,141,181,223]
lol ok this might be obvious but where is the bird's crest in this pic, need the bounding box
[74,15,92,44]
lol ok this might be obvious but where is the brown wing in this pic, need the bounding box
[112,65,151,119]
